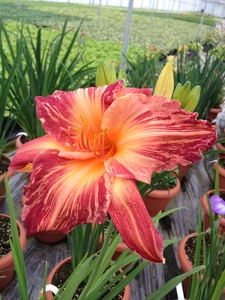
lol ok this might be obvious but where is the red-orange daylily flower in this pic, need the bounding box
[9,80,217,262]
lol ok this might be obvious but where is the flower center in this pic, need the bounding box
[68,115,116,160]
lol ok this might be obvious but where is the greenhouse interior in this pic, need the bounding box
[1,0,225,299]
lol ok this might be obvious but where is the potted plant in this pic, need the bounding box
[212,154,225,188]
[0,178,27,292]
[125,47,162,89]
[178,230,225,298]
[3,19,96,141]
[0,18,23,200]
[43,214,201,300]
[201,189,225,234]
[0,214,27,291]
[142,171,180,217]
[178,189,225,299]
[44,221,137,300]
[174,46,225,120]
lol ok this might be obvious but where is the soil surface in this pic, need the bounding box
[219,158,225,169]
[185,232,224,280]
[52,259,125,299]
[0,216,19,256]
[0,155,10,175]
[153,180,176,191]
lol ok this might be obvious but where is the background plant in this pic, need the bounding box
[183,161,225,299]
[187,201,225,298]
[2,18,96,139]
[0,0,217,65]
[125,48,164,88]
[174,47,225,119]
[0,19,23,153]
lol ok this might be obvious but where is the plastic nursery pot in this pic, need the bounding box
[0,214,27,291]
[0,155,15,203]
[213,154,225,189]
[207,107,222,121]
[143,178,181,217]
[45,256,131,300]
[201,189,225,235]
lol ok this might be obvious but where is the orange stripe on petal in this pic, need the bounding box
[108,177,164,262]
[22,149,112,236]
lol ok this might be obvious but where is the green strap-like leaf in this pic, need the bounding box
[145,266,205,300]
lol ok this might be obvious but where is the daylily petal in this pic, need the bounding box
[115,87,152,98]
[108,177,164,262]
[9,135,71,171]
[210,195,225,215]
[35,81,125,148]
[35,81,152,150]
[22,149,113,236]
[103,95,217,183]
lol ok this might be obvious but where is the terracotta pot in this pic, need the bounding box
[201,189,225,234]
[216,141,225,151]
[178,232,197,294]
[213,154,225,189]
[143,178,181,217]
[0,214,27,291]
[21,194,26,207]
[178,232,225,298]
[0,155,15,202]
[207,107,222,121]
[36,230,66,244]
[45,256,131,300]
[178,164,191,181]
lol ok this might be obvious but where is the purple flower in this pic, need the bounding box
[210,195,225,215]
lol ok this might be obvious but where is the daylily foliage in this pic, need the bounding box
[10,80,216,263]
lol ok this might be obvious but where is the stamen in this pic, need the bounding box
[68,126,76,149]
[96,132,104,157]
[104,144,116,159]
[78,115,91,150]
[84,118,90,149]
[68,118,114,160]
[93,134,100,158]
